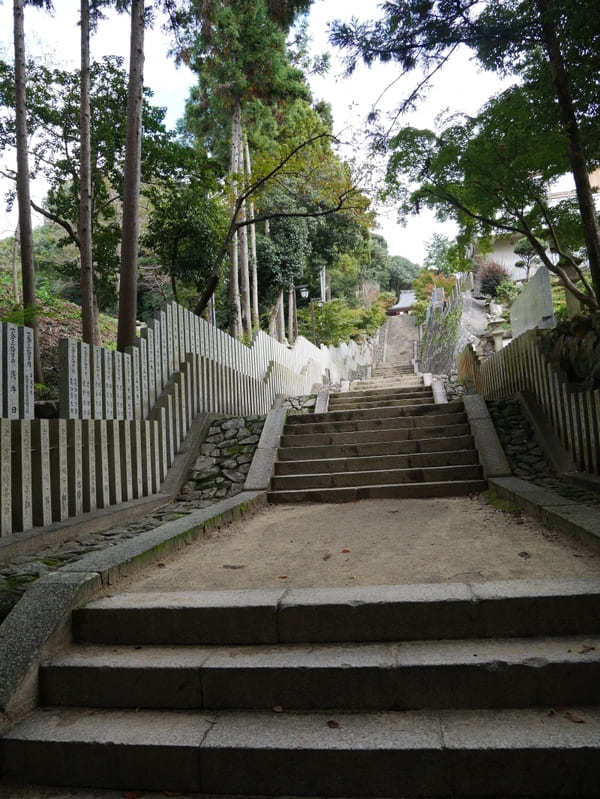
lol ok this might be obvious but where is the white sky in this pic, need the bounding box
[0,0,511,262]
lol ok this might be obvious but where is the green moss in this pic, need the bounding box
[226,444,244,456]
[484,489,521,514]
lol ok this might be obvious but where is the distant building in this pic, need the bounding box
[387,290,416,315]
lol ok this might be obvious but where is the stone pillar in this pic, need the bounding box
[12,420,32,532]
[119,420,133,502]
[50,419,68,523]
[90,346,103,419]
[123,352,133,420]
[3,324,19,419]
[178,304,186,365]
[18,326,34,419]
[81,419,96,513]
[140,338,149,419]
[166,304,175,377]
[78,342,91,420]
[150,415,163,489]
[139,420,153,497]
[113,351,123,419]
[159,310,168,386]
[66,419,83,517]
[58,339,80,419]
[102,348,114,419]
[0,420,12,536]
[130,420,144,499]
[31,420,52,527]
[94,420,110,509]
[145,327,156,409]
[106,419,122,505]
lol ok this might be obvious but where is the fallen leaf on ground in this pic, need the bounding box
[327,720,340,729]
[278,575,288,579]
[564,711,586,724]
[156,563,166,569]
[579,645,596,653]
[341,548,351,553]
[273,705,283,713]
[222,564,246,570]
[322,553,331,561]
[518,551,531,559]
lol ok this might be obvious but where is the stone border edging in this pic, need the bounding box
[489,476,600,548]
[431,377,448,404]
[463,394,511,479]
[315,389,329,414]
[243,407,288,491]
[0,489,267,734]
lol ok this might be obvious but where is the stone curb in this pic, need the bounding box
[431,377,448,404]
[315,389,329,414]
[516,391,577,475]
[243,407,288,491]
[488,475,600,548]
[463,394,511,479]
[0,489,267,733]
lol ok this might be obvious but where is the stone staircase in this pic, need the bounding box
[2,580,599,794]
[268,370,487,503]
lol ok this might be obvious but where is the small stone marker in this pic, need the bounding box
[130,420,143,499]
[107,419,122,505]
[119,420,133,501]
[140,337,149,418]
[123,352,133,419]
[58,339,79,419]
[91,346,103,418]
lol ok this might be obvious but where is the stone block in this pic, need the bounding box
[81,419,96,513]
[0,419,12,536]
[101,348,113,419]
[90,345,103,419]
[511,266,555,338]
[11,420,32,532]
[106,420,122,506]
[94,420,110,509]
[66,419,83,518]
[118,420,133,502]
[113,350,123,419]
[18,326,34,419]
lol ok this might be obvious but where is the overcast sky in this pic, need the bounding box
[0,0,510,262]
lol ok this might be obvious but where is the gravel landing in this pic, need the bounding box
[487,399,600,509]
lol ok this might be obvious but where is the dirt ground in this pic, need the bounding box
[121,495,600,594]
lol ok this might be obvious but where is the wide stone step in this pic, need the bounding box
[280,422,470,447]
[329,396,438,411]
[283,413,466,436]
[275,449,479,475]
[330,388,432,402]
[72,580,600,646]
[277,435,476,462]
[268,478,487,502]
[270,464,484,491]
[40,635,600,711]
[351,381,423,392]
[286,402,454,425]
[4,706,599,795]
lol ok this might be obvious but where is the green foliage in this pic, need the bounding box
[495,280,521,306]
[412,270,456,302]
[386,254,421,292]
[539,313,600,389]
[412,299,429,325]
[423,234,466,275]
[297,298,384,347]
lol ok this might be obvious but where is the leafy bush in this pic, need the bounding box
[539,312,600,388]
[495,280,521,306]
[297,299,384,347]
[412,299,429,325]
[477,262,509,296]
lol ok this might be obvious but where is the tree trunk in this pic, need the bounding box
[238,129,251,339]
[277,290,285,343]
[267,300,279,338]
[238,129,251,338]
[11,226,19,303]
[117,0,144,352]
[13,0,42,383]
[229,99,243,338]
[79,0,98,347]
[243,135,259,328]
[287,287,295,344]
[535,0,600,301]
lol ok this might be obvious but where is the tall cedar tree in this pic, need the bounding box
[13,0,52,383]
[331,0,600,301]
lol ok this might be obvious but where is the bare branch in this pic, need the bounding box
[30,200,80,247]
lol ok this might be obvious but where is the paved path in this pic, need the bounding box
[121,495,600,594]
[383,314,418,364]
